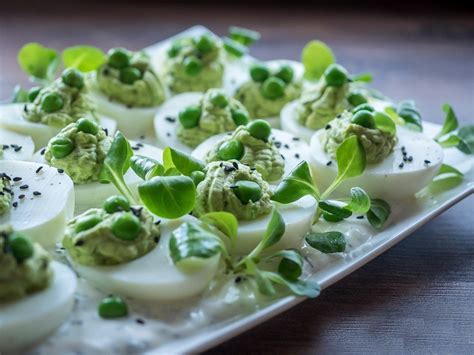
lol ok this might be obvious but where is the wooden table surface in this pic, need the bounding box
[1,5,473,353]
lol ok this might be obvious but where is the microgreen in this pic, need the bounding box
[228,26,261,46]
[130,155,165,180]
[62,45,106,72]
[271,161,319,204]
[305,231,346,254]
[346,187,371,214]
[162,147,205,176]
[318,200,352,219]
[18,43,59,83]
[456,125,474,155]
[433,105,473,154]
[273,249,304,281]
[199,212,238,248]
[435,104,459,141]
[11,85,29,103]
[374,111,397,136]
[223,37,248,58]
[351,73,373,83]
[301,40,335,81]
[428,164,464,193]
[366,199,391,229]
[396,100,423,131]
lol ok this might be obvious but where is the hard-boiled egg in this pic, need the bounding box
[192,128,310,183]
[0,103,117,148]
[33,141,163,215]
[70,215,220,301]
[154,92,202,153]
[0,262,77,352]
[308,126,444,199]
[0,160,74,248]
[0,128,35,161]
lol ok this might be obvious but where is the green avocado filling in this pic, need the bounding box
[63,202,160,266]
[96,48,166,107]
[23,71,96,128]
[194,160,273,221]
[44,118,111,184]
[0,173,13,215]
[321,111,397,164]
[177,89,248,148]
[234,63,301,119]
[204,125,284,182]
[165,34,224,94]
[0,226,53,303]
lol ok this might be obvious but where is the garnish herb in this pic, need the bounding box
[346,187,371,214]
[305,231,346,254]
[351,73,373,83]
[199,212,238,248]
[162,147,205,176]
[427,164,464,193]
[131,155,165,180]
[301,40,335,81]
[457,125,474,154]
[11,85,29,103]
[228,26,261,46]
[62,45,106,72]
[18,43,59,83]
[435,104,458,141]
[366,198,391,229]
[396,100,422,131]
[434,105,473,154]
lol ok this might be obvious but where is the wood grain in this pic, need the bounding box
[0,5,472,353]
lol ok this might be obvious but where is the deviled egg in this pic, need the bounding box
[64,198,220,301]
[0,128,35,161]
[234,60,303,127]
[155,88,250,153]
[0,160,74,248]
[0,68,117,148]
[192,119,310,183]
[0,227,77,352]
[33,118,163,214]
[88,48,167,139]
[308,108,444,199]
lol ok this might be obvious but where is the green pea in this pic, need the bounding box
[233,180,263,205]
[275,64,294,84]
[167,41,181,58]
[218,139,244,161]
[184,56,203,76]
[347,92,367,107]
[324,64,348,87]
[210,92,228,108]
[195,34,215,54]
[112,213,141,241]
[103,195,130,214]
[9,232,34,263]
[353,103,374,114]
[246,119,272,141]
[178,105,201,128]
[119,67,142,85]
[61,68,84,89]
[75,214,102,233]
[98,295,128,319]
[41,93,64,113]
[27,86,41,102]
[261,77,286,100]
[107,48,130,69]
[50,136,74,159]
[191,170,205,186]
[250,64,270,82]
[231,109,249,126]
[351,110,376,129]
[76,118,99,135]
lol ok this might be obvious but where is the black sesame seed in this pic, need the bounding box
[292,137,300,141]
[136,318,146,325]
[131,146,139,151]
[2,145,9,149]
[13,177,22,182]
[136,142,144,148]
[295,153,300,159]
[232,161,239,169]
[401,146,406,151]
[35,166,43,174]
[284,144,289,149]
[57,168,64,173]
[399,162,404,168]
[326,161,332,166]
[408,156,413,162]
[165,116,176,123]
[75,240,85,246]
[19,184,29,190]
[356,215,364,219]
[250,167,256,171]
[33,191,41,196]
[219,162,223,168]
[154,236,159,243]
[40,148,46,155]
[281,154,285,160]
[19,194,25,199]
[403,157,408,162]
[424,160,431,164]
[103,128,109,136]
[325,124,331,130]
[12,202,18,208]
[402,151,407,156]
[224,165,235,173]
[336,114,342,119]
[274,141,282,148]
[166,132,171,137]
[154,220,161,225]
[14,146,22,152]
[235,276,242,283]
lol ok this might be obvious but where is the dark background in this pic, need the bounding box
[1,2,473,353]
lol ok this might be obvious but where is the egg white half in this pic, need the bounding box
[0,160,75,248]
[308,126,444,200]
[0,128,35,161]
[0,262,77,352]
[71,215,220,301]
[0,103,117,148]
[192,128,310,184]
[33,141,163,215]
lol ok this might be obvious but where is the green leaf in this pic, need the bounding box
[223,37,248,58]
[384,106,406,126]
[62,45,106,72]
[138,175,195,219]
[437,133,460,148]
[199,212,238,245]
[99,131,135,203]
[346,187,371,214]
[428,164,464,193]
[301,40,335,81]
[271,249,304,281]
[322,211,344,223]
[351,73,373,83]
[265,271,320,298]
[457,125,474,154]
[435,104,459,141]
[305,231,346,254]
[130,155,165,180]
[229,26,261,46]
[255,269,277,296]
[260,208,286,251]
[162,147,205,176]
[322,135,366,199]
[396,100,422,131]
[318,200,352,219]
[367,198,391,229]
[18,43,59,82]
[169,221,222,269]
[271,161,319,204]
[374,112,396,136]
[11,85,29,103]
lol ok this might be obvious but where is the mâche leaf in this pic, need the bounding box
[18,43,59,82]
[62,45,106,72]
[301,40,335,81]
[162,147,205,176]
[457,125,474,155]
[305,231,346,254]
[396,100,422,131]
[130,155,165,180]
[437,134,460,148]
[11,85,29,103]
[199,212,238,246]
[428,164,464,193]
[138,175,195,219]
[229,26,261,46]
[272,249,304,281]
[223,37,248,58]
[435,104,459,141]
[351,73,373,83]
[318,200,352,219]
[271,161,319,204]
[264,271,320,298]
[374,111,396,136]
[346,187,371,214]
[367,198,391,229]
